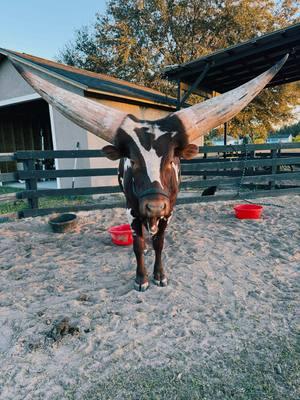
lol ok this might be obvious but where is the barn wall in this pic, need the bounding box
[94,97,171,120]
[49,107,93,189]
[49,104,119,188]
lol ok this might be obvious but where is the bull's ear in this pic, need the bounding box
[175,144,199,160]
[102,145,122,160]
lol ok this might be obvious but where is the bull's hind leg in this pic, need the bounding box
[132,220,149,292]
[152,220,168,287]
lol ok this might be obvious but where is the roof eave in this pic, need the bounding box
[0,48,88,91]
[0,48,177,109]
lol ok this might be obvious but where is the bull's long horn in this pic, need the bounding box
[10,59,128,144]
[174,55,288,142]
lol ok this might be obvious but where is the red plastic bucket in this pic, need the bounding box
[108,224,133,246]
[234,204,263,219]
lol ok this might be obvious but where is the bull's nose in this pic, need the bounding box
[146,203,166,212]
[140,198,170,218]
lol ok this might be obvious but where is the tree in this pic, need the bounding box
[274,120,300,137]
[58,0,300,140]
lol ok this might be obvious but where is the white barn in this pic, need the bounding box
[267,132,293,144]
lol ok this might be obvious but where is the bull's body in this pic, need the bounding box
[119,156,173,291]
[11,53,288,292]
[115,116,185,290]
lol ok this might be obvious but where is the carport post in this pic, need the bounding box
[224,122,228,145]
[177,63,210,110]
[176,80,182,110]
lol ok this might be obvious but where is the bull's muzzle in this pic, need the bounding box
[146,200,166,215]
[134,185,170,217]
[146,202,165,212]
[140,198,170,218]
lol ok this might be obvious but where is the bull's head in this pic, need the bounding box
[11,55,287,229]
[102,114,198,225]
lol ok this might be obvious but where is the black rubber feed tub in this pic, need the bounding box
[48,213,78,233]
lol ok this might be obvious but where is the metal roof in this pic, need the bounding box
[0,49,177,109]
[163,22,300,94]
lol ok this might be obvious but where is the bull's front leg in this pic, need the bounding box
[132,219,149,292]
[152,219,168,287]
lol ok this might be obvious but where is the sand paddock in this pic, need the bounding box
[0,196,299,399]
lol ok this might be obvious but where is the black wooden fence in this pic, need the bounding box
[1,142,300,218]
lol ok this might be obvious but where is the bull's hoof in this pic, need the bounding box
[153,277,168,287]
[133,280,149,292]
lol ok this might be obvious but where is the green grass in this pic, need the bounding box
[0,200,26,215]
[0,186,88,215]
[0,186,22,194]
[0,186,124,216]
[0,186,23,215]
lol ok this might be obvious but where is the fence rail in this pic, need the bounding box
[0,142,300,218]
[10,143,300,159]
[0,153,15,162]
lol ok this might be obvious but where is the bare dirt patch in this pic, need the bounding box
[0,196,299,399]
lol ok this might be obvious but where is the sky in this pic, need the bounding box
[0,0,107,60]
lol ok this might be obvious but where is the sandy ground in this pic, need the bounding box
[0,196,299,399]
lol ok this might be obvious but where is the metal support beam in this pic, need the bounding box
[176,80,182,110]
[224,122,228,145]
[179,82,213,100]
[178,63,210,109]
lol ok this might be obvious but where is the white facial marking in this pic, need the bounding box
[171,162,179,182]
[152,124,176,141]
[126,208,134,225]
[122,119,164,188]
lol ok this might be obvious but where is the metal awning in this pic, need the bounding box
[162,22,300,95]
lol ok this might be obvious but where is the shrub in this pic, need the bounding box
[254,138,265,144]
[293,135,300,142]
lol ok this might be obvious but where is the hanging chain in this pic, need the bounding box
[237,143,248,197]
[235,143,284,208]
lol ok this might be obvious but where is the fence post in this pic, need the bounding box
[23,159,39,209]
[203,151,207,180]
